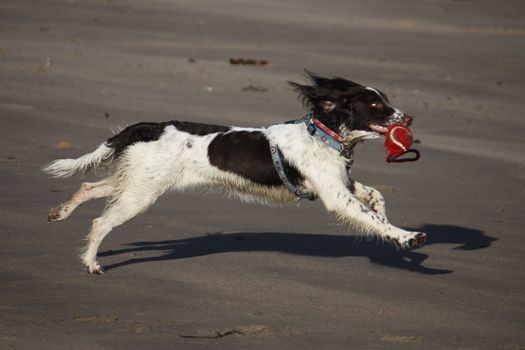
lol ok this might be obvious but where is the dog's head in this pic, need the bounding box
[289,72,413,138]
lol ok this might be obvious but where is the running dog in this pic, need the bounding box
[44,72,427,274]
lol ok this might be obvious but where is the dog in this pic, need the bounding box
[44,72,427,274]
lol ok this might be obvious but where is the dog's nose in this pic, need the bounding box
[403,115,413,126]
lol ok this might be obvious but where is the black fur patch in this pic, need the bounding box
[168,121,231,136]
[347,179,356,194]
[208,131,303,187]
[106,121,230,155]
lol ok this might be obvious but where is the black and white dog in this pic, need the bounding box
[44,72,426,274]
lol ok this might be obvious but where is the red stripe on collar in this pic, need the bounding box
[312,118,344,142]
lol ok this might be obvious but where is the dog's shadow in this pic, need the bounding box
[101,224,496,275]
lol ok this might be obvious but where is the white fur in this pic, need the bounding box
[45,123,425,274]
[43,143,113,178]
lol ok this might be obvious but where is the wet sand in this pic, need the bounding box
[1,0,524,349]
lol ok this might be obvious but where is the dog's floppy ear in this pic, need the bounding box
[304,70,332,88]
[305,70,361,91]
[289,71,362,111]
[289,81,337,111]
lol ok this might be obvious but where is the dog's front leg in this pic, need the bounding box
[348,180,387,219]
[320,182,426,249]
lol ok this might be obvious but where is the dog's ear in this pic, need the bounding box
[288,81,337,111]
[305,70,361,91]
[288,81,312,107]
[304,70,332,87]
[290,71,363,111]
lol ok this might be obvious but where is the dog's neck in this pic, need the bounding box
[314,109,351,136]
[300,110,379,160]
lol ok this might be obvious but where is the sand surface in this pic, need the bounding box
[1,0,524,349]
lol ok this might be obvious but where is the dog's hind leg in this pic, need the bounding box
[48,178,115,222]
[80,185,163,274]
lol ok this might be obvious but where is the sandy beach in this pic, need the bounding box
[1,0,524,348]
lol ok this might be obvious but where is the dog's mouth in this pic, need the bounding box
[368,115,413,135]
[368,123,390,134]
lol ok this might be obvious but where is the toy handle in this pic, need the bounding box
[386,149,420,163]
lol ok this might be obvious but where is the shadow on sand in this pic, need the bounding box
[101,224,496,275]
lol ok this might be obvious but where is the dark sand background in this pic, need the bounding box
[1,0,524,349]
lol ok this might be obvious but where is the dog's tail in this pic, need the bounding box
[43,143,115,178]
[43,122,171,178]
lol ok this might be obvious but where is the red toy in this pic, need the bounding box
[384,124,420,163]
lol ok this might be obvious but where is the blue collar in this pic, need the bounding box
[295,112,353,159]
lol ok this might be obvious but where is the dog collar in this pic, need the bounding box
[294,112,353,160]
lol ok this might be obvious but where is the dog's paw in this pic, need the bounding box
[408,232,427,249]
[85,262,105,275]
[47,207,63,221]
[47,204,69,222]
[390,232,427,250]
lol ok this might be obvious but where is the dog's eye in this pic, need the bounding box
[371,102,384,109]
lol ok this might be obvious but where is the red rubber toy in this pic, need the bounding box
[384,124,420,163]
